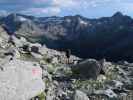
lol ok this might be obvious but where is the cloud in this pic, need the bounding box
[116,2,133,14]
[33,0,51,4]
[51,0,116,13]
[52,0,77,8]
[20,7,61,16]
[0,0,133,17]
[0,0,49,4]
[52,0,113,8]
[0,10,9,16]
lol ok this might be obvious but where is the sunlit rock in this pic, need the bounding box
[0,59,45,100]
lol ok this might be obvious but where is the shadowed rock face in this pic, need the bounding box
[72,59,103,79]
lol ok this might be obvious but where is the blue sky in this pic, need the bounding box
[0,0,133,18]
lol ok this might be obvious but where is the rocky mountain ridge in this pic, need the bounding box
[0,12,133,62]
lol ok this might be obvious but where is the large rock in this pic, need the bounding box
[0,26,10,48]
[74,90,89,100]
[0,59,45,100]
[11,36,28,47]
[72,59,103,79]
[94,89,117,98]
[99,59,113,74]
[29,43,42,53]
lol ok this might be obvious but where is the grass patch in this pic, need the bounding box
[37,92,46,100]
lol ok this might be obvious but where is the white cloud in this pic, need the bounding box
[51,0,114,12]
[118,2,133,14]
[20,0,122,16]
[0,10,9,16]
[52,0,113,8]
[20,7,61,16]
[52,0,78,8]
[33,0,51,4]
[1,0,133,17]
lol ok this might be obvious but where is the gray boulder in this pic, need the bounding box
[99,59,113,74]
[0,26,10,48]
[0,59,45,100]
[74,90,89,100]
[72,59,103,79]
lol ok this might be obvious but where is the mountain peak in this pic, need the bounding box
[8,13,19,17]
[112,12,123,17]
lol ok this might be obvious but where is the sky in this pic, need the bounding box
[0,0,133,18]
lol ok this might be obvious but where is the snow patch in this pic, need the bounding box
[79,19,88,25]
[78,18,88,25]
[18,16,27,22]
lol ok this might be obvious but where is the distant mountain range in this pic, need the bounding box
[0,12,133,62]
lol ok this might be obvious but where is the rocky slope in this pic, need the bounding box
[0,25,133,100]
[1,12,133,62]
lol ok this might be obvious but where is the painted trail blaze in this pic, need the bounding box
[32,68,41,76]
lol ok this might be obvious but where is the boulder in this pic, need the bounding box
[11,36,28,47]
[31,46,39,53]
[94,89,117,98]
[0,59,45,100]
[29,43,42,53]
[74,90,89,100]
[72,59,103,79]
[5,47,20,59]
[31,52,43,59]
[0,26,10,48]
[21,44,30,52]
[51,57,59,64]
[99,59,113,74]
[39,45,49,55]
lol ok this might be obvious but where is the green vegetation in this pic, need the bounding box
[72,64,119,91]
[72,68,81,75]
[47,64,55,74]
[63,68,73,76]
[105,65,118,81]
[37,92,46,100]
[31,92,46,100]
[19,53,36,61]
[74,79,104,90]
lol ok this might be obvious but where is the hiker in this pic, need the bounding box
[65,49,71,64]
